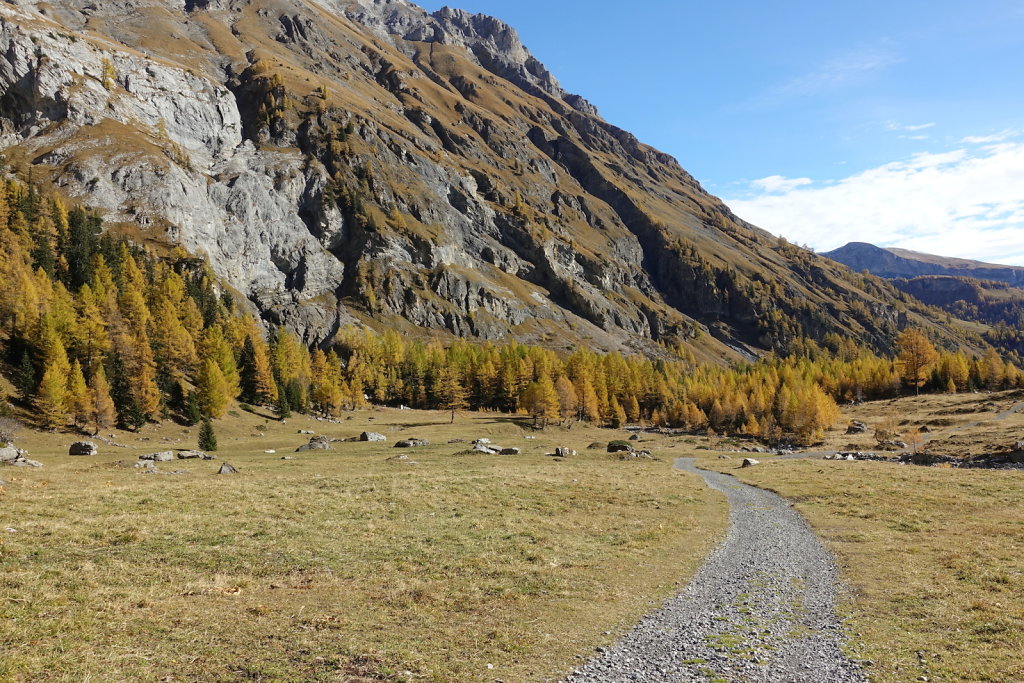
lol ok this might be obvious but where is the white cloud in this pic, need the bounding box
[725,141,1024,265]
[773,48,902,97]
[961,129,1018,145]
[750,175,813,194]
[886,121,935,132]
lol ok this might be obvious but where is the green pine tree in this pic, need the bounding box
[275,380,292,419]
[198,418,218,452]
[14,351,36,402]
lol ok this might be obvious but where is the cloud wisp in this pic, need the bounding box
[726,136,1024,265]
[773,48,902,98]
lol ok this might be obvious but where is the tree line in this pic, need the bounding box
[1,179,1021,444]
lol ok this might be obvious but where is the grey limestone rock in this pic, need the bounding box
[140,451,175,462]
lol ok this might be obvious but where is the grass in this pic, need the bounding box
[0,407,726,682]
[701,456,1024,682]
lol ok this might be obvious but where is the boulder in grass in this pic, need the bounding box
[552,447,576,458]
[394,438,429,448]
[607,440,633,453]
[741,458,760,467]
[472,438,491,445]
[499,447,520,455]
[140,451,175,462]
[297,436,332,452]
[846,421,868,435]
[69,442,98,456]
[217,463,239,475]
[360,432,387,442]
[308,435,331,450]
[177,450,215,460]
[0,446,19,463]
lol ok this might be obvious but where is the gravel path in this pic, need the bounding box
[564,458,865,683]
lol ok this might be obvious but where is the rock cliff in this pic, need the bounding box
[0,0,967,358]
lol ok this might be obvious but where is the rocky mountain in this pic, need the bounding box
[0,0,975,360]
[824,242,1024,287]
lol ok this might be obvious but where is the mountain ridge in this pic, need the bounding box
[824,241,1024,287]
[0,0,980,360]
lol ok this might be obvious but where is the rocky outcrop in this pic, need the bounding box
[0,0,970,358]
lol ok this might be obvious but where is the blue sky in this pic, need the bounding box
[416,0,1024,264]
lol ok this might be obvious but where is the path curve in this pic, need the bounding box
[565,458,864,682]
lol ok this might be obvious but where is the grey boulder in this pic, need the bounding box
[69,442,98,456]
[395,438,429,448]
[140,451,175,462]
[177,450,216,460]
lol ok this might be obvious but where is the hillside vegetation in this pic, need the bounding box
[0,0,991,359]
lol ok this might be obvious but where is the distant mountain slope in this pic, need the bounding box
[0,0,978,360]
[825,242,1024,287]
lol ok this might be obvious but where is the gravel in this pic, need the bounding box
[565,458,865,682]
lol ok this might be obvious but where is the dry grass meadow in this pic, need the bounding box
[0,406,726,682]
[4,389,1024,681]
[702,390,1024,682]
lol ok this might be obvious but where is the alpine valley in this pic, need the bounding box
[0,0,987,360]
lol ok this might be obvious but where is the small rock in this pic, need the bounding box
[741,458,759,467]
[394,438,429,448]
[264,449,276,454]
[217,463,239,475]
[280,456,296,460]
[360,432,387,442]
[0,446,19,463]
[298,429,315,435]
[499,447,520,455]
[69,441,98,456]
[472,438,491,445]
[846,421,868,435]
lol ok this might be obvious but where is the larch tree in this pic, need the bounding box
[555,375,579,423]
[435,365,468,424]
[196,358,230,419]
[65,359,91,429]
[896,328,939,395]
[37,361,69,429]
[89,363,116,435]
